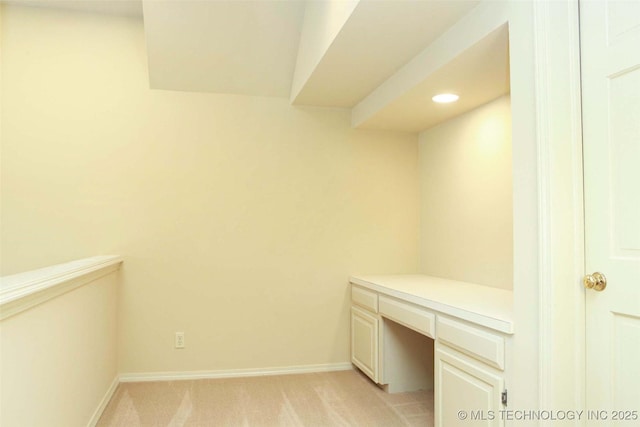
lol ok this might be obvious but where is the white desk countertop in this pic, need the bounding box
[350,274,514,334]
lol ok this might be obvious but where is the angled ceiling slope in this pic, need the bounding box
[16,0,510,134]
[141,0,481,104]
[358,24,510,133]
[352,1,513,133]
[290,0,480,108]
[142,0,305,97]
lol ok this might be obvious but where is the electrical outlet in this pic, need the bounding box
[175,332,185,349]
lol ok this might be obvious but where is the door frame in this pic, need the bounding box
[532,0,586,421]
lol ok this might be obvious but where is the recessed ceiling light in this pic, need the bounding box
[432,93,459,103]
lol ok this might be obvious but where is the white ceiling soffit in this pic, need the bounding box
[143,0,305,97]
[355,24,510,133]
[290,0,480,108]
[2,0,143,17]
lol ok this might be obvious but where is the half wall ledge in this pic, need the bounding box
[0,255,123,320]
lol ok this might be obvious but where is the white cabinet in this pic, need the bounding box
[437,316,505,370]
[350,305,379,382]
[435,342,505,427]
[434,316,506,426]
[350,285,381,383]
[349,276,513,427]
[379,295,435,338]
[351,290,434,392]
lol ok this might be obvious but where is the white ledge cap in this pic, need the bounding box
[0,255,123,320]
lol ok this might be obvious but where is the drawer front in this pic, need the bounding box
[379,295,435,338]
[351,285,378,313]
[436,316,505,370]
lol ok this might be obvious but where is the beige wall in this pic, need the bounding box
[0,6,419,374]
[0,272,119,426]
[419,96,512,289]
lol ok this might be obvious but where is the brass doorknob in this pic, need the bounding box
[584,272,607,291]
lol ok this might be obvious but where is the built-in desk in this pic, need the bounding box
[350,274,514,427]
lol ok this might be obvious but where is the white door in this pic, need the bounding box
[581,0,640,421]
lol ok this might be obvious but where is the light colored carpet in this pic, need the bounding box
[97,369,433,426]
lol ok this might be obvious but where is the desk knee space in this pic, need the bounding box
[350,276,513,427]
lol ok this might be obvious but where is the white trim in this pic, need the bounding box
[568,0,587,415]
[87,375,120,427]
[0,255,123,320]
[533,0,585,423]
[119,362,354,383]
[533,0,554,416]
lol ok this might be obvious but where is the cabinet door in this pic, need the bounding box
[351,306,379,383]
[435,343,504,427]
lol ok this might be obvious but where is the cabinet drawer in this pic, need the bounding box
[436,316,505,370]
[379,295,435,338]
[351,285,378,313]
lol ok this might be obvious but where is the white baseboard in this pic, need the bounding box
[119,362,353,383]
[87,375,120,427]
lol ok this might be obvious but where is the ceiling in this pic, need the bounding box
[3,0,511,134]
[290,0,478,108]
[356,25,510,132]
[143,0,305,98]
